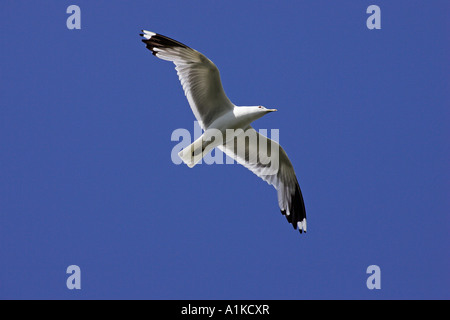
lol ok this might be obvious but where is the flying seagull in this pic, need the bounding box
[140,30,307,234]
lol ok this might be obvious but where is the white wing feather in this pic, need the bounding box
[141,30,233,129]
[218,127,307,233]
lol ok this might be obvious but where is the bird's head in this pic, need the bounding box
[250,105,277,121]
[236,105,278,124]
[256,105,278,113]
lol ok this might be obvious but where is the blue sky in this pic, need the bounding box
[0,1,448,299]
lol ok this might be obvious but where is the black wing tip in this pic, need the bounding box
[280,182,307,234]
[140,31,189,53]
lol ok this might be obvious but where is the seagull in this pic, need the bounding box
[140,30,307,234]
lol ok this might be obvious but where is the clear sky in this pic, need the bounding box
[0,1,448,299]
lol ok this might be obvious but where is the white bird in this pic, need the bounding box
[140,30,307,234]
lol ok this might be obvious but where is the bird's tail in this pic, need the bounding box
[178,138,205,168]
[178,129,225,168]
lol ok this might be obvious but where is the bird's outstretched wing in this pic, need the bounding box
[141,30,234,129]
[218,127,307,233]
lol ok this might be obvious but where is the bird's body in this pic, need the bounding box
[179,106,277,167]
[141,30,307,233]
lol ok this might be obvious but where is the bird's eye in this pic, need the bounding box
[259,106,262,109]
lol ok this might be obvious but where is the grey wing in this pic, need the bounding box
[218,127,307,233]
[141,30,233,129]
